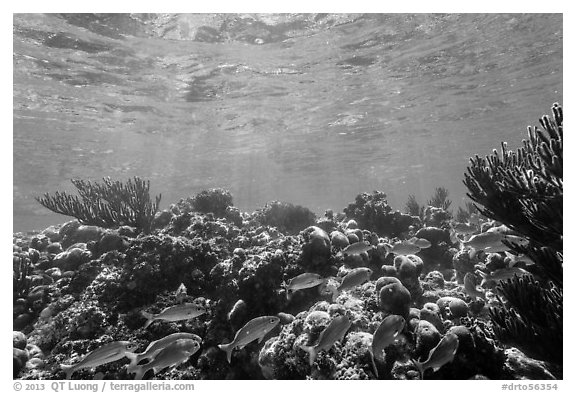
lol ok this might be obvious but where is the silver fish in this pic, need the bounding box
[218,316,280,363]
[61,341,137,379]
[142,303,206,328]
[407,237,432,249]
[175,283,188,303]
[372,315,405,361]
[125,332,202,372]
[286,273,325,300]
[477,267,531,286]
[384,242,421,257]
[132,339,200,380]
[300,315,351,366]
[463,273,485,300]
[337,267,372,293]
[463,231,504,250]
[413,333,459,378]
[341,241,373,256]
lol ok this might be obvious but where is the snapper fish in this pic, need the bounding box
[125,332,202,373]
[340,241,373,256]
[384,241,421,257]
[300,315,351,366]
[463,231,504,250]
[463,273,485,300]
[337,267,373,293]
[464,231,528,254]
[369,315,405,377]
[142,303,206,329]
[285,273,325,300]
[413,333,459,379]
[406,237,432,249]
[476,267,531,286]
[372,315,405,361]
[131,339,200,380]
[61,341,137,380]
[218,316,280,363]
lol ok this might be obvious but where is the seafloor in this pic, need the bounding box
[13,191,559,380]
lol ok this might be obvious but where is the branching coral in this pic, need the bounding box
[404,194,423,217]
[463,103,563,368]
[36,177,161,234]
[464,103,562,253]
[490,275,562,365]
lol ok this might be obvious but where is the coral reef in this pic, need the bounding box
[14,175,560,380]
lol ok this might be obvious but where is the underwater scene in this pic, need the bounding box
[13,14,562,381]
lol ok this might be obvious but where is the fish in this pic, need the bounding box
[341,241,373,256]
[60,341,137,379]
[131,339,200,380]
[463,231,504,250]
[175,283,187,303]
[300,315,351,366]
[141,303,206,329]
[413,333,459,379]
[285,273,325,300]
[337,267,373,293]
[407,237,432,249]
[125,332,202,372]
[476,267,531,286]
[463,273,485,300]
[505,251,536,267]
[218,316,280,363]
[452,222,478,235]
[371,315,405,362]
[384,241,421,257]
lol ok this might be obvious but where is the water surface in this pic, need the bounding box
[13,13,562,232]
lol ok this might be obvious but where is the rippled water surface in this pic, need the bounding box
[13,13,562,232]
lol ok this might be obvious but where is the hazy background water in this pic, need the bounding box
[13,13,562,232]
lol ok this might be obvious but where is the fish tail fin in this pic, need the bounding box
[411,359,425,380]
[141,311,154,329]
[132,365,146,380]
[218,343,234,363]
[300,345,318,366]
[60,364,75,380]
[124,352,139,371]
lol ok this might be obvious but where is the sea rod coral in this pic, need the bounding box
[463,103,563,370]
[36,177,161,234]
